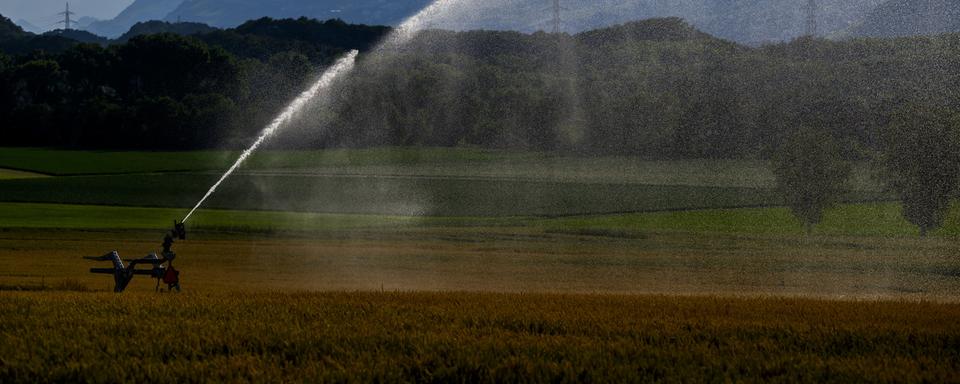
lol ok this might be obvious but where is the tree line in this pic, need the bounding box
[774,104,960,237]
[3,16,957,157]
[0,16,388,149]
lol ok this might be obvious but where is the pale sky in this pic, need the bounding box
[0,0,134,27]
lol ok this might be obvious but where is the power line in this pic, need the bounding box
[802,0,818,37]
[552,0,561,34]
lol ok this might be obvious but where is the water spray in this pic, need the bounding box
[86,0,517,293]
[181,0,463,223]
[383,0,464,47]
[181,50,360,223]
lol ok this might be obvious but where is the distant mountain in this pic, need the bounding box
[0,16,80,55]
[74,16,101,30]
[14,18,44,34]
[1,13,110,54]
[91,0,951,44]
[84,0,185,38]
[844,0,960,38]
[146,0,883,44]
[421,0,887,44]
[117,20,217,42]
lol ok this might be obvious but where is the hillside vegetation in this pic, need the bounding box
[116,20,217,42]
[846,0,960,38]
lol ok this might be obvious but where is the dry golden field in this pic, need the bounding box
[2,223,959,381]
[1,291,958,382]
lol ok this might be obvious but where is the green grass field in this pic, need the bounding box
[0,147,887,216]
[0,173,795,216]
[1,201,957,238]
[0,147,882,188]
[0,168,48,180]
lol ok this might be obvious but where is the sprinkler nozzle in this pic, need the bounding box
[174,221,186,240]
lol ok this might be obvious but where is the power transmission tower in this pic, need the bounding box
[552,0,562,34]
[802,0,818,37]
[57,2,76,30]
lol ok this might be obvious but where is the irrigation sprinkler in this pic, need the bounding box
[84,221,185,293]
[79,0,458,293]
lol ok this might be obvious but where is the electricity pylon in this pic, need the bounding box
[57,2,76,30]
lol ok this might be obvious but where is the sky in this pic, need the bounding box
[0,0,134,27]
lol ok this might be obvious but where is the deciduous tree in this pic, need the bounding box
[880,104,960,237]
[772,128,850,234]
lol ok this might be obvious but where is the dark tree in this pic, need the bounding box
[772,128,851,234]
[880,104,960,237]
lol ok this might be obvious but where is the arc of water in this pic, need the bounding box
[182,50,359,223]
[385,0,463,47]
[181,0,465,223]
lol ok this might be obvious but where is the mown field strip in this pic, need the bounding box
[0,168,48,180]
[0,147,882,189]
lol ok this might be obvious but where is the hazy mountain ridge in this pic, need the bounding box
[85,0,185,38]
[417,0,885,44]
[13,18,44,34]
[117,20,218,42]
[22,0,960,42]
[844,0,960,38]
[143,0,885,44]
[0,12,216,53]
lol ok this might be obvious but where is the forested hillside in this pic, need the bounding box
[310,18,960,159]
[0,16,388,149]
[1,16,958,160]
[116,21,217,42]
[844,0,960,38]
[0,15,87,55]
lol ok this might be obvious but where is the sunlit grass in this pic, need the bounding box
[0,168,48,180]
[536,202,960,238]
